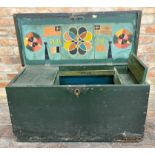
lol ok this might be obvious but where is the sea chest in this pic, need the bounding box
[6,11,150,142]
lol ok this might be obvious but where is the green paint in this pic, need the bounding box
[6,11,150,142]
[14,11,141,65]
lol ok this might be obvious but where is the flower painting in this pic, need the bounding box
[64,27,92,55]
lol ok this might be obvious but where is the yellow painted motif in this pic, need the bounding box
[50,39,61,45]
[84,32,92,41]
[115,29,123,37]
[64,41,72,51]
[24,38,28,46]
[96,38,104,44]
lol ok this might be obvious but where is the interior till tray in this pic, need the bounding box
[11,65,139,86]
[59,75,114,85]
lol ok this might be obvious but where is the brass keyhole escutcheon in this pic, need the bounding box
[74,88,80,96]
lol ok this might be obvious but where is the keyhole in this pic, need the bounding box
[74,88,80,96]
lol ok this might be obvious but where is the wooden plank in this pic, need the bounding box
[113,68,121,84]
[128,54,148,84]
[59,70,115,76]
[11,66,58,86]
[14,11,141,66]
[6,85,149,142]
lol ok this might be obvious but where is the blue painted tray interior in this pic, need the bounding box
[59,75,114,85]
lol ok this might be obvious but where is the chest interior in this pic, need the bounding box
[12,53,147,86]
[11,11,148,87]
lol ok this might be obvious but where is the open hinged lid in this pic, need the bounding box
[14,11,142,66]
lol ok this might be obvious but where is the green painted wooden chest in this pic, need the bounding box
[6,11,150,142]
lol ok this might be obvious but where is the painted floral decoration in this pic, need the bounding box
[64,27,92,55]
[24,32,42,52]
[113,29,132,49]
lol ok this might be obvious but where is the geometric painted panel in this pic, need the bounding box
[61,24,94,60]
[21,23,134,61]
[64,27,92,55]
[24,32,42,52]
[113,29,132,49]
[94,24,112,59]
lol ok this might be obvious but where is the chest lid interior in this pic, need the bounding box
[14,11,142,66]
